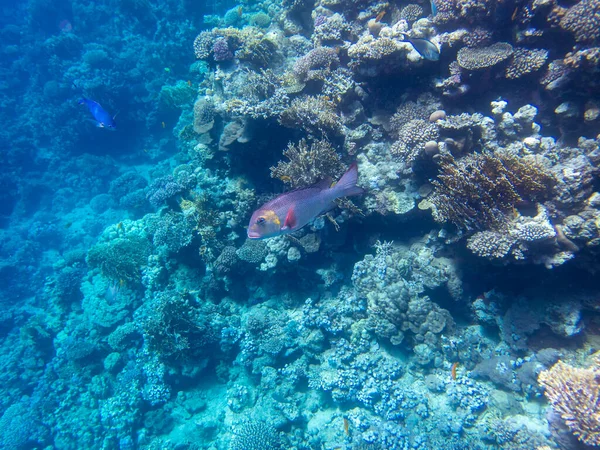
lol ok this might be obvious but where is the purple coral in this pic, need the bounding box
[146,175,184,208]
[212,37,233,62]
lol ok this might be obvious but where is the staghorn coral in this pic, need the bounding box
[429,151,555,230]
[505,48,549,79]
[539,358,600,446]
[457,42,514,70]
[279,96,343,136]
[270,138,345,188]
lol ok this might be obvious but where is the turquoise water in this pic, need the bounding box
[1,0,599,448]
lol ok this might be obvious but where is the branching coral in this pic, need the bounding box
[236,36,278,67]
[193,96,215,134]
[429,151,555,230]
[466,204,560,263]
[292,47,340,82]
[390,119,440,165]
[400,4,424,21]
[193,27,267,62]
[505,48,549,79]
[223,70,290,120]
[559,0,600,43]
[87,235,150,282]
[539,358,600,446]
[279,96,343,136]
[270,138,345,188]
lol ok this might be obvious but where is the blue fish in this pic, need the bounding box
[401,33,440,61]
[78,97,117,129]
[430,0,438,17]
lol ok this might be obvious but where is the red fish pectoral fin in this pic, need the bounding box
[282,207,297,230]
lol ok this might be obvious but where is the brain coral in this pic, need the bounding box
[559,0,600,43]
[230,420,281,450]
[505,48,548,79]
[457,42,514,70]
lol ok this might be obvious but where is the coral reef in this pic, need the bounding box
[2,0,600,448]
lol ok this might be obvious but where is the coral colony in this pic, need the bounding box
[0,0,599,448]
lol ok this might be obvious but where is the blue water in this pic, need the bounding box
[1,0,599,448]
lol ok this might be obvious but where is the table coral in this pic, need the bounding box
[457,42,514,70]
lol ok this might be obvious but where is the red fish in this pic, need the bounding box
[247,163,363,239]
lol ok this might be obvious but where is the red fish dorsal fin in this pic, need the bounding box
[283,207,297,230]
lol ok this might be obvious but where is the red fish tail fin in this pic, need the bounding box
[333,162,364,197]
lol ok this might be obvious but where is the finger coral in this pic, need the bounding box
[538,358,600,446]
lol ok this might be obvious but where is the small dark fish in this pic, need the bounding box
[401,33,440,61]
[430,0,438,17]
[78,97,117,129]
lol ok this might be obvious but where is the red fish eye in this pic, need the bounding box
[256,217,266,224]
